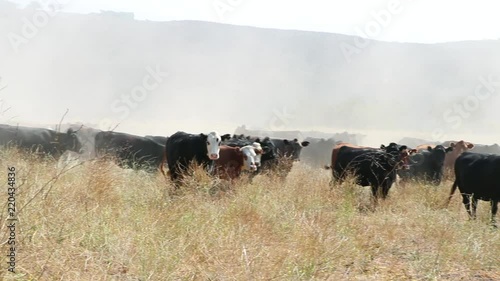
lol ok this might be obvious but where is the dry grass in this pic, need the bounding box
[1,148,499,280]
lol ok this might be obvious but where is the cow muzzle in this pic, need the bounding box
[209,153,219,160]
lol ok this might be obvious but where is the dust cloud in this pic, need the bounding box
[1,1,500,147]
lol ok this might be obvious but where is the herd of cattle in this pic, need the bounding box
[0,123,499,225]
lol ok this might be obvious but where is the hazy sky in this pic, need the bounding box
[8,0,500,43]
[2,0,500,145]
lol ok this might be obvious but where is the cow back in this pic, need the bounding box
[454,152,500,201]
[215,145,244,179]
[95,131,164,170]
[331,143,371,171]
[0,124,81,159]
[165,131,210,173]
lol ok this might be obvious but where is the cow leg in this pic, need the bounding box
[371,185,382,199]
[248,172,257,183]
[462,194,473,219]
[331,177,344,187]
[431,172,441,186]
[170,172,181,189]
[336,176,344,186]
[170,163,186,189]
[330,172,344,189]
[491,200,499,227]
[471,197,478,220]
[380,181,392,199]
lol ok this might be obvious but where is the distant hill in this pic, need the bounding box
[1,1,499,144]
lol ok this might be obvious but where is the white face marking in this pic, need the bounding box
[241,145,258,171]
[206,131,222,160]
[252,142,263,167]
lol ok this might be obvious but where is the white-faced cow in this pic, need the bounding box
[215,144,262,180]
[164,131,230,184]
[222,135,277,174]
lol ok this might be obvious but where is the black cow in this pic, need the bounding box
[95,131,164,172]
[448,152,500,225]
[165,131,230,183]
[271,138,310,160]
[265,138,309,178]
[0,124,83,159]
[327,142,414,200]
[398,145,453,185]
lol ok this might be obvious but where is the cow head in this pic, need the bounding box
[255,137,277,162]
[281,138,310,161]
[202,132,229,160]
[427,145,453,164]
[449,140,474,155]
[381,142,416,170]
[424,145,454,182]
[239,145,259,171]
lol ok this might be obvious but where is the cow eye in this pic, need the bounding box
[206,141,210,145]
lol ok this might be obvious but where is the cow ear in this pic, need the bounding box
[467,143,475,149]
[380,144,386,149]
[293,138,298,142]
[283,139,290,145]
[446,146,454,152]
[200,133,207,140]
[427,146,433,151]
[301,141,310,147]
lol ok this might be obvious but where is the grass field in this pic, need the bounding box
[1,148,500,280]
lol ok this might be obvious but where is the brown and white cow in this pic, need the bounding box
[215,145,262,180]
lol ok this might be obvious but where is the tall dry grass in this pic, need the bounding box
[0,148,499,280]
